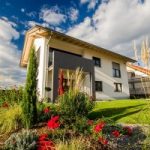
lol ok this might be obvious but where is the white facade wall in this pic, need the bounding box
[34,37,48,100]
[33,37,130,100]
[83,49,129,99]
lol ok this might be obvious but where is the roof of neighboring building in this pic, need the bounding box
[127,63,150,76]
[20,25,136,67]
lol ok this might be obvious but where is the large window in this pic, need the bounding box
[114,83,122,92]
[95,81,103,91]
[112,62,121,78]
[93,57,101,67]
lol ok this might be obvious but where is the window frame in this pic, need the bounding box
[114,83,122,92]
[95,81,103,92]
[112,62,121,78]
[93,57,101,67]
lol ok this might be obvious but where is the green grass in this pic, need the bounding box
[88,100,150,124]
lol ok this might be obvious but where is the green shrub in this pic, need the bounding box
[0,104,22,134]
[22,47,38,128]
[37,102,58,122]
[58,90,94,117]
[0,86,23,105]
[4,129,38,150]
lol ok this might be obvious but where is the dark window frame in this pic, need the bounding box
[112,62,121,78]
[114,83,122,92]
[93,57,101,67]
[95,81,103,92]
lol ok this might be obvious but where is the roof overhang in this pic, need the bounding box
[20,25,136,67]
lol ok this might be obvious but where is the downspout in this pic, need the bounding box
[43,31,53,100]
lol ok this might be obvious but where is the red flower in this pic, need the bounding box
[99,137,108,145]
[112,130,120,137]
[38,134,48,141]
[37,140,55,150]
[87,120,93,125]
[47,116,60,129]
[123,126,132,136]
[94,121,105,133]
[2,102,9,108]
[43,107,50,114]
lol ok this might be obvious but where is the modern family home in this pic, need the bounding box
[20,25,135,102]
[127,63,150,98]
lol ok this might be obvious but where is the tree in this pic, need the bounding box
[22,47,38,128]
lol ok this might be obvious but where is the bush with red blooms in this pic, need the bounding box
[87,120,94,126]
[47,116,60,130]
[112,130,120,138]
[43,107,50,114]
[94,121,105,133]
[123,126,132,136]
[98,136,108,145]
[37,134,55,150]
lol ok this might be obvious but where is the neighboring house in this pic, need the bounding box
[127,63,150,98]
[20,25,135,102]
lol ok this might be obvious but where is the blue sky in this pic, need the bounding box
[0,0,149,87]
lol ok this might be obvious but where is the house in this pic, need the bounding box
[127,63,150,98]
[20,25,135,102]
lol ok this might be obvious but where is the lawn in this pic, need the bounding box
[89,100,150,124]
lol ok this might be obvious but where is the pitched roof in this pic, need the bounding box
[20,25,136,67]
[127,63,150,76]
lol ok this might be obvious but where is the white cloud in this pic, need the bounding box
[27,20,49,28]
[80,0,89,4]
[80,0,99,9]
[68,0,150,58]
[0,18,26,87]
[40,6,67,25]
[69,7,79,22]
[88,0,99,9]
[26,11,37,18]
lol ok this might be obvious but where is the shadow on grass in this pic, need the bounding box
[88,104,146,121]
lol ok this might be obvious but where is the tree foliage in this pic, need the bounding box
[22,47,38,128]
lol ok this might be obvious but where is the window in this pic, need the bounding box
[112,62,121,78]
[114,83,122,92]
[93,57,101,67]
[95,81,103,91]
[131,72,135,78]
[48,49,53,66]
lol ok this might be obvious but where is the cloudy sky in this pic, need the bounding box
[0,0,149,87]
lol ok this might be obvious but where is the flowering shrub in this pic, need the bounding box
[123,126,132,136]
[112,130,120,137]
[43,107,50,114]
[37,134,55,150]
[94,121,105,133]
[98,136,108,145]
[87,120,93,126]
[47,116,60,130]
[37,103,58,123]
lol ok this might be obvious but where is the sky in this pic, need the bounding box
[0,0,149,87]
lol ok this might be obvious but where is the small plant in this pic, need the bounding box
[4,129,38,150]
[0,104,22,134]
[22,47,38,128]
